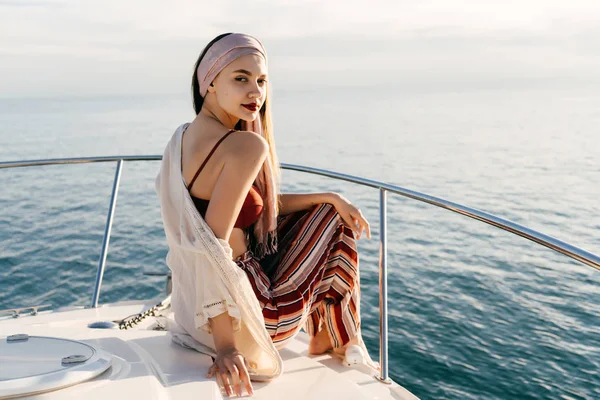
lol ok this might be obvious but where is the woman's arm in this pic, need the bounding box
[280,192,372,240]
[202,133,267,397]
[278,192,340,215]
[208,312,237,351]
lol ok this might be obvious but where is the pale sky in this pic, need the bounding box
[1,0,599,97]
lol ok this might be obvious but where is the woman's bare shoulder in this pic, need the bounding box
[223,130,269,157]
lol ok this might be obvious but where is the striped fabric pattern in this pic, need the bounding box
[235,203,361,349]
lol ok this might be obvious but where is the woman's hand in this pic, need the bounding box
[330,193,371,240]
[207,346,254,397]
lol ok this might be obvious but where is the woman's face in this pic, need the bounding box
[208,54,268,123]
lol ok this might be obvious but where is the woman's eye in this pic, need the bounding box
[235,77,267,84]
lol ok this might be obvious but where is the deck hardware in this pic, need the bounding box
[61,354,91,364]
[88,321,119,329]
[7,334,29,342]
[0,304,52,318]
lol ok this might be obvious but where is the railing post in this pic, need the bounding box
[378,188,391,383]
[91,160,123,308]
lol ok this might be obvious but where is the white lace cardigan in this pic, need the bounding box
[155,123,283,380]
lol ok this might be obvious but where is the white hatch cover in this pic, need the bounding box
[0,334,112,399]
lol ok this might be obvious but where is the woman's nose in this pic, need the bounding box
[248,82,262,97]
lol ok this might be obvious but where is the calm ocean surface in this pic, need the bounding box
[0,87,598,400]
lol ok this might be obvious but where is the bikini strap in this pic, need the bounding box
[187,129,236,191]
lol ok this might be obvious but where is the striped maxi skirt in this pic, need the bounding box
[234,202,361,349]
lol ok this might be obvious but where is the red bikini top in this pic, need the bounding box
[186,129,263,229]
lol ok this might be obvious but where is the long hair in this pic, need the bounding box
[255,85,280,211]
[191,34,281,257]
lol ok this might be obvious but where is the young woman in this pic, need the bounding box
[157,33,374,397]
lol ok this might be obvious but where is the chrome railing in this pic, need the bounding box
[91,159,123,308]
[1,156,599,384]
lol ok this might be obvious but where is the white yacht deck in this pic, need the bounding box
[0,301,419,400]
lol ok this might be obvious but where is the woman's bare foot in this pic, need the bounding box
[308,327,333,355]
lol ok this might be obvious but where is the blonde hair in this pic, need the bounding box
[258,87,281,213]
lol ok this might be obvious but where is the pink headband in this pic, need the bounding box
[197,33,268,98]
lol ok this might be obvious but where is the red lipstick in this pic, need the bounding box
[242,103,259,112]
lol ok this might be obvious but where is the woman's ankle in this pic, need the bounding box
[333,334,363,355]
[308,328,333,354]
